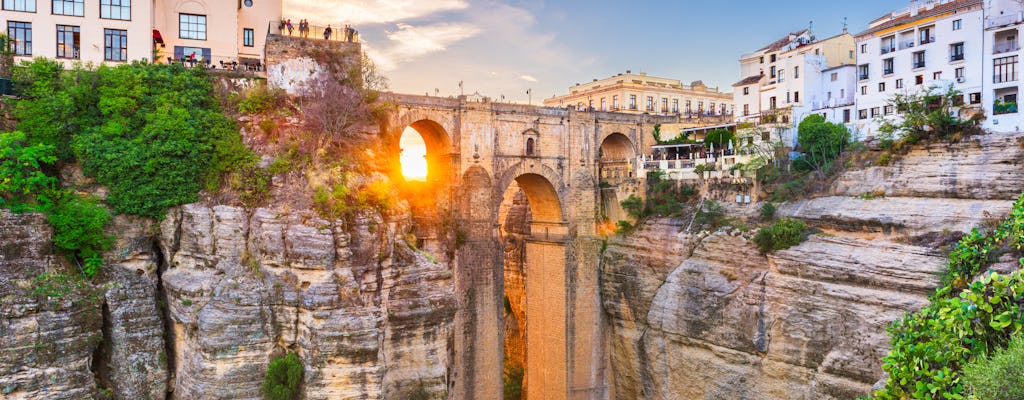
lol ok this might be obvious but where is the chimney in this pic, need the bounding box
[910,0,920,17]
[626,69,631,74]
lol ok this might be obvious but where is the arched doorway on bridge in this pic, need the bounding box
[393,119,454,261]
[598,133,637,223]
[497,172,567,400]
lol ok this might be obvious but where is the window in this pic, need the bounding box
[916,75,924,85]
[743,104,750,116]
[933,71,942,80]
[646,96,653,111]
[841,89,845,98]
[896,79,904,88]
[697,101,704,113]
[858,109,868,119]
[100,0,130,20]
[179,13,206,40]
[243,28,254,47]
[860,85,867,95]
[7,21,31,55]
[769,97,776,110]
[613,95,619,110]
[52,0,82,16]
[994,55,1018,83]
[525,138,535,156]
[685,100,692,113]
[2,0,35,11]
[770,66,776,78]
[770,54,776,62]
[969,92,981,104]
[778,69,785,82]
[884,105,894,115]
[661,98,668,113]
[871,107,880,117]
[831,72,838,81]
[956,67,965,79]
[849,50,854,59]
[883,58,894,75]
[743,87,749,95]
[759,56,764,64]
[588,99,594,110]
[879,82,886,92]
[950,42,964,61]
[861,43,867,54]
[629,95,636,110]
[953,19,962,31]
[913,51,926,69]
[601,98,607,111]
[843,109,851,123]
[56,25,79,59]
[920,27,933,44]
[794,66,800,79]
[709,102,715,114]
[794,91,800,103]
[858,64,869,80]
[882,36,896,53]
[786,92,791,103]
[672,99,678,112]
[104,28,126,61]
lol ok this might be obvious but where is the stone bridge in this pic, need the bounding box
[380,93,731,400]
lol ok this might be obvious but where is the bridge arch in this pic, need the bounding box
[392,119,454,182]
[599,132,636,162]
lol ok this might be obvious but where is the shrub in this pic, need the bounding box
[759,202,776,221]
[264,352,303,400]
[876,152,892,166]
[0,131,57,209]
[46,193,113,276]
[962,334,1024,400]
[693,200,725,229]
[237,84,285,115]
[753,218,807,254]
[795,114,850,171]
[503,364,524,400]
[620,195,644,219]
[615,220,634,234]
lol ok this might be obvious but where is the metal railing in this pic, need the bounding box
[881,47,895,55]
[913,61,926,69]
[900,40,916,50]
[920,36,936,45]
[994,41,1021,54]
[269,20,359,43]
[950,54,965,62]
[987,13,1024,29]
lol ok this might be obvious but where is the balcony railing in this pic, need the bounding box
[900,40,916,50]
[920,36,936,45]
[987,13,1024,29]
[859,74,869,80]
[269,20,360,43]
[994,41,1021,54]
[913,61,926,69]
[881,46,896,55]
[950,54,965,62]
[995,73,1019,83]
[883,68,894,75]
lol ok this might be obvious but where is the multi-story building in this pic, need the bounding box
[983,0,1024,132]
[1,0,281,67]
[2,0,154,64]
[543,71,734,117]
[734,29,856,146]
[154,0,281,66]
[854,0,984,138]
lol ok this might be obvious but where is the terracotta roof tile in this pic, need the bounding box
[856,0,982,37]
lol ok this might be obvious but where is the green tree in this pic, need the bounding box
[753,218,807,254]
[703,129,735,148]
[264,352,303,400]
[0,131,57,208]
[878,84,979,144]
[962,334,1024,400]
[795,114,850,171]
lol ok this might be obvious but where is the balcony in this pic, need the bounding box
[994,101,1018,115]
[950,54,965,62]
[881,47,896,55]
[988,12,1024,29]
[920,36,936,45]
[994,73,1019,84]
[994,41,1021,54]
[900,40,916,50]
[913,61,926,69]
[883,68,894,75]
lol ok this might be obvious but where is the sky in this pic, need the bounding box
[284,0,903,104]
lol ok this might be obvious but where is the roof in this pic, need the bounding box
[758,29,810,52]
[733,75,763,87]
[856,0,982,37]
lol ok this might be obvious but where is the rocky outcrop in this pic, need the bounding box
[158,204,455,400]
[0,211,102,400]
[603,133,1024,399]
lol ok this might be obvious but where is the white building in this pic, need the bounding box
[734,29,856,147]
[810,64,858,136]
[983,0,1024,132]
[853,0,984,138]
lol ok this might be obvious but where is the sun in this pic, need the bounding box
[400,127,428,181]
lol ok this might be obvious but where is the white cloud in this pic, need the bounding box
[368,22,482,71]
[284,0,469,26]
[519,75,538,82]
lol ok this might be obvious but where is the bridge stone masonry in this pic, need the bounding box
[381,93,732,400]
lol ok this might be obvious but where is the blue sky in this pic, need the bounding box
[284,0,901,102]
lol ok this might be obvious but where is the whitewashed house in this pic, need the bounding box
[983,0,1024,132]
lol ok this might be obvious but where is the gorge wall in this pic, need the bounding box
[601,133,1024,399]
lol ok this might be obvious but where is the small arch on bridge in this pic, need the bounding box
[394,119,454,182]
[512,173,562,223]
[599,132,636,161]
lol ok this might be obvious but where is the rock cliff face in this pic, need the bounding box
[602,133,1024,399]
[158,204,455,400]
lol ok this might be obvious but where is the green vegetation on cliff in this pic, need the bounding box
[264,352,303,400]
[868,194,1024,399]
[0,59,249,275]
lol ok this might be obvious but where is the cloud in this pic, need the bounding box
[284,0,469,26]
[519,75,538,82]
[368,22,482,71]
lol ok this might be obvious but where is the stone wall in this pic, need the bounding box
[265,34,361,94]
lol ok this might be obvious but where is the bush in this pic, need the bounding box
[615,220,634,234]
[264,352,303,400]
[620,195,644,218]
[0,131,57,209]
[237,84,285,115]
[759,202,776,221]
[46,193,113,276]
[795,114,850,171]
[753,218,807,254]
[503,364,524,400]
[693,200,725,229]
[962,334,1024,400]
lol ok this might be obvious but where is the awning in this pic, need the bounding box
[153,29,164,44]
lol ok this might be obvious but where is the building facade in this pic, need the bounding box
[854,0,984,138]
[734,29,857,146]
[153,0,281,66]
[543,71,734,117]
[983,0,1024,132]
[2,0,154,64]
